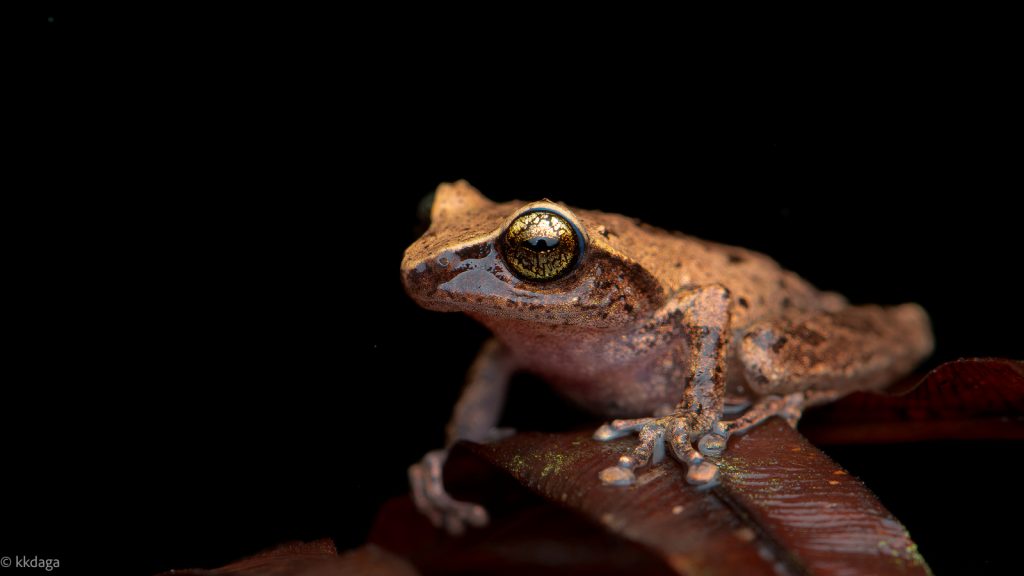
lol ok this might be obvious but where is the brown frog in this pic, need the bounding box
[401,180,933,534]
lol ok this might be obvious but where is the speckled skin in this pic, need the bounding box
[404,180,931,414]
[402,180,934,533]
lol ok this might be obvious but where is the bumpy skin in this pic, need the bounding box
[401,180,934,534]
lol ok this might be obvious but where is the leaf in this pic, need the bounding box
[162,359,1023,574]
[154,539,421,576]
[801,358,1024,445]
[432,419,930,576]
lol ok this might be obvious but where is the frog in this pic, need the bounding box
[401,180,934,534]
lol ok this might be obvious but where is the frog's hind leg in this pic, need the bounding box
[723,394,751,415]
[739,303,933,399]
[699,389,843,455]
[697,303,934,457]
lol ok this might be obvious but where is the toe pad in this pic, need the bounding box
[599,466,636,486]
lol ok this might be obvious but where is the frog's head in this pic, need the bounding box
[401,181,663,329]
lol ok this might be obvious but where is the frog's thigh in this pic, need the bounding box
[738,303,933,396]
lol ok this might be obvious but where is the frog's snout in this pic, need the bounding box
[401,246,464,311]
[403,237,514,313]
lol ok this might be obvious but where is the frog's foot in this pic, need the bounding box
[593,415,721,487]
[408,449,488,536]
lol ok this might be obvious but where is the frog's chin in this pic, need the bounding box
[408,287,520,315]
[406,293,466,313]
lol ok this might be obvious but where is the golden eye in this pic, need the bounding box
[501,209,583,281]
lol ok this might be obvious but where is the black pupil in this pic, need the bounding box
[525,236,559,251]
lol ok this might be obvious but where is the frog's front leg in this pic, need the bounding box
[595,284,731,487]
[408,338,517,535]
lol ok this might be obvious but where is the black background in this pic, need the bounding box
[21,9,1022,575]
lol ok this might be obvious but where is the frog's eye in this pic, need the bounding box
[501,209,583,281]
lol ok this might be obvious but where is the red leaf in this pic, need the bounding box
[438,419,930,576]
[154,539,420,576]
[801,358,1024,444]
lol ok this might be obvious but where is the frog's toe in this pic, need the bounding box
[599,465,636,486]
[484,426,517,442]
[409,449,489,535]
[593,417,654,441]
[686,461,720,487]
[697,432,728,457]
[438,500,488,536]
[596,421,666,486]
[666,421,703,466]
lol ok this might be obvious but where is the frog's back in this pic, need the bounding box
[575,208,840,330]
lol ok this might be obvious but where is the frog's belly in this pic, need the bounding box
[541,360,688,418]
[539,351,752,418]
[493,321,750,417]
